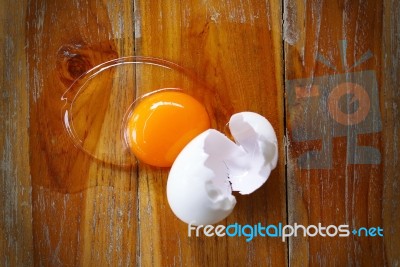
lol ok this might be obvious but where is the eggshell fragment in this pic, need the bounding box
[227,112,278,194]
[167,112,278,225]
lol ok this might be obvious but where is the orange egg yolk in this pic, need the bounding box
[126,91,210,167]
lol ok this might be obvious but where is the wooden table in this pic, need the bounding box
[1,0,399,266]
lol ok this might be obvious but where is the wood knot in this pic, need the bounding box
[66,54,90,79]
[56,44,92,87]
[56,42,118,88]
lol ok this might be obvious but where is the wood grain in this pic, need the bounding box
[27,0,137,265]
[382,0,400,266]
[1,0,399,266]
[0,0,33,266]
[135,0,286,266]
[285,0,398,265]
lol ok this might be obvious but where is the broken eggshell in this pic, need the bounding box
[167,112,278,225]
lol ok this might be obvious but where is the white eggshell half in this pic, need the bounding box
[167,112,278,225]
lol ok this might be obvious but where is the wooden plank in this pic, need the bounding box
[27,0,138,265]
[4,0,399,265]
[0,0,33,266]
[135,0,286,266]
[382,0,400,265]
[284,0,397,265]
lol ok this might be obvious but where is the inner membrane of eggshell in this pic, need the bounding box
[203,112,277,196]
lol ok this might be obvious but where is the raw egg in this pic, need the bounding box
[125,90,210,167]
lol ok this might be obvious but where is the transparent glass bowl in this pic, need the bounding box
[61,56,216,167]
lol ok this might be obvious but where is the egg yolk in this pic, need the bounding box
[126,91,210,167]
